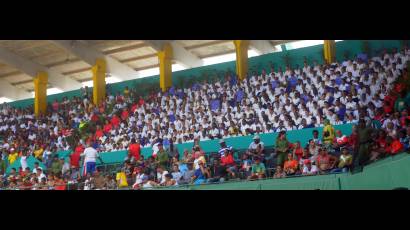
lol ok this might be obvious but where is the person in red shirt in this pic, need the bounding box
[386,136,404,155]
[138,96,145,106]
[121,108,129,121]
[131,103,138,113]
[103,120,112,134]
[220,150,237,178]
[111,114,120,128]
[91,113,99,123]
[70,149,82,169]
[292,141,304,161]
[383,93,397,114]
[128,138,141,162]
[52,99,59,112]
[283,153,298,175]
[95,125,104,140]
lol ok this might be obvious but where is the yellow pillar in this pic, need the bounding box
[158,43,173,92]
[92,58,106,106]
[34,72,48,118]
[323,40,336,64]
[233,40,250,81]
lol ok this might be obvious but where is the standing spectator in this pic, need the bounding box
[275,131,289,167]
[128,138,141,162]
[322,119,336,146]
[81,142,103,176]
[155,143,169,169]
[355,119,374,167]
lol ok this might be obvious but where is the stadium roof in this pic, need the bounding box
[0,40,297,100]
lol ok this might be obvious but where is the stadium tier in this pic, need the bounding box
[0,40,409,190]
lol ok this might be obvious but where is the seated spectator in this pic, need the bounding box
[316,148,337,174]
[156,166,169,185]
[239,153,252,179]
[385,136,404,156]
[191,161,209,185]
[116,168,128,188]
[247,135,265,158]
[218,139,233,157]
[308,139,320,162]
[334,130,348,149]
[302,159,318,176]
[207,159,227,184]
[330,148,353,173]
[220,150,237,178]
[311,130,322,146]
[283,153,298,176]
[178,163,195,185]
[273,166,286,179]
[162,174,178,187]
[248,157,266,180]
[292,141,304,161]
[171,164,182,182]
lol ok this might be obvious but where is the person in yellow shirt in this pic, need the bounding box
[33,145,44,161]
[322,119,335,146]
[116,168,129,188]
[8,148,19,165]
[124,86,130,98]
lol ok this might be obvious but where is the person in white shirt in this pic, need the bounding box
[20,153,28,171]
[302,159,318,176]
[81,143,103,176]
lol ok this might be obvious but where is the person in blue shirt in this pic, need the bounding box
[192,161,209,185]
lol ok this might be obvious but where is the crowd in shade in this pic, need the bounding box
[0,47,410,189]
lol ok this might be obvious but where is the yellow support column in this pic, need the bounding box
[92,59,106,106]
[34,72,48,118]
[233,40,250,81]
[323,40,336,64]
[158,43,173,92]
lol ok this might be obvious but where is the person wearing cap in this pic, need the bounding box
[218,139,233,157]
[248,135,265,157]
[248,157,265,180]
[302,159,318,176]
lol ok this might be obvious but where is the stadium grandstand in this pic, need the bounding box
[0,40,409,190]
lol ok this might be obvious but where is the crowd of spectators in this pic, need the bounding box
[0,47,410,189]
